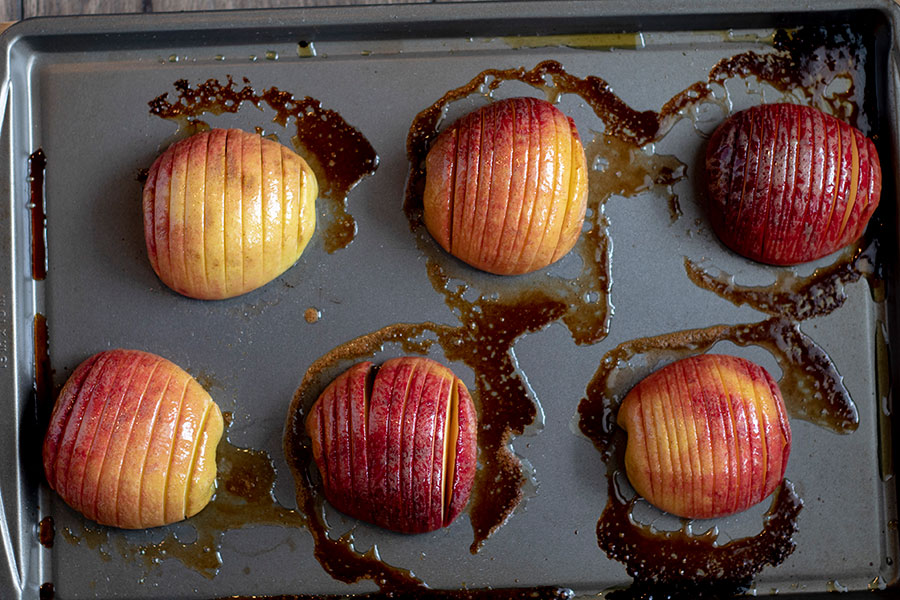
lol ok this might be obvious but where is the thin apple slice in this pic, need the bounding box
[260,137,285,278]
[223,129,246,296]
[445,378,476,526]
[345,362,373,523]
[478,98,515,271]
[167,135,191,295]
[183,131,210,299]
[203,129,228,298]
[147,146,174,289]
[423,127,458,252]
[184,398,224,518]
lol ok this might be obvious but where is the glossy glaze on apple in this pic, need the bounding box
[305,357,477,533]
[706,103,881,265]
[618,354,791,519]
[42,349,224,529]
[142,128,318,300]
[423,97,588,275]
[148,76,379,255]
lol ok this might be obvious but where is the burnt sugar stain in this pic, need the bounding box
[38,516,55,549]
[28,149,48,281]
[684,239,879,322]
[61,428,304,579]
[149,76,379,254]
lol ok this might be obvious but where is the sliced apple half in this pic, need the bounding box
[706,103,881,265]
[42,349,224,529]
[305,356,477,533]
[423,97,588,275]
[617,354,791,520]
[143,128,318,299]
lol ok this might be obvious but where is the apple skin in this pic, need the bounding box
[706,103,881,265]
[617,354,791,519]
[423,97,588,276]
[42,349,224,529]
[143,128,318,300]
[305,357,477,533]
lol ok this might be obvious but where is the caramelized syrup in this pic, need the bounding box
[61,433,304,579]
[148,76,379,254]
[28,149,47,280]
[39,582,54,600]
[38,516,55,549]
[684,240,878,321]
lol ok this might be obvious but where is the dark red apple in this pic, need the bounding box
[305,357,477,533]
[706,103,881,265]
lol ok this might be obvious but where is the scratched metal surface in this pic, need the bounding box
[0,2,899,598]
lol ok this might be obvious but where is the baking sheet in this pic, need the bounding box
[1,1,899,598]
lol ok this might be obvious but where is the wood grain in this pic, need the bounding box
[18,0,446,19]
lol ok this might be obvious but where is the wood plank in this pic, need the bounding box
[0,0,21,21]
[24,1,146,17]
[23,0,440,17]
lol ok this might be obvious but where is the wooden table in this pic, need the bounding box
[2,0,480,22]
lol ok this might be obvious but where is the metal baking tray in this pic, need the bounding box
[2,1,900,598]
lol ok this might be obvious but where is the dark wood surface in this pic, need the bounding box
[4,0,481,22]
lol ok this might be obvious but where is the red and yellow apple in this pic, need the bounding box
[617,354,791,519]
[423,97,588,275]
[42,349,224,529]
[305,357,477,533]
[143,128,318,299]
[706,103,881,265]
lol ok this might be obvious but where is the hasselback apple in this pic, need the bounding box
[617,354,791,519]
[706,103,881,265]
[424,97,588,275]
[42,349,224,529]
[143,128,318,299]
[305,357,477,533]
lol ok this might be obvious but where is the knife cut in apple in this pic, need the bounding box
[617,354,791,519]
[305,356,477,533]
[143,128,318,299]
[423,97,588,275]
[42,349,224,529]
[706,103,881,265]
